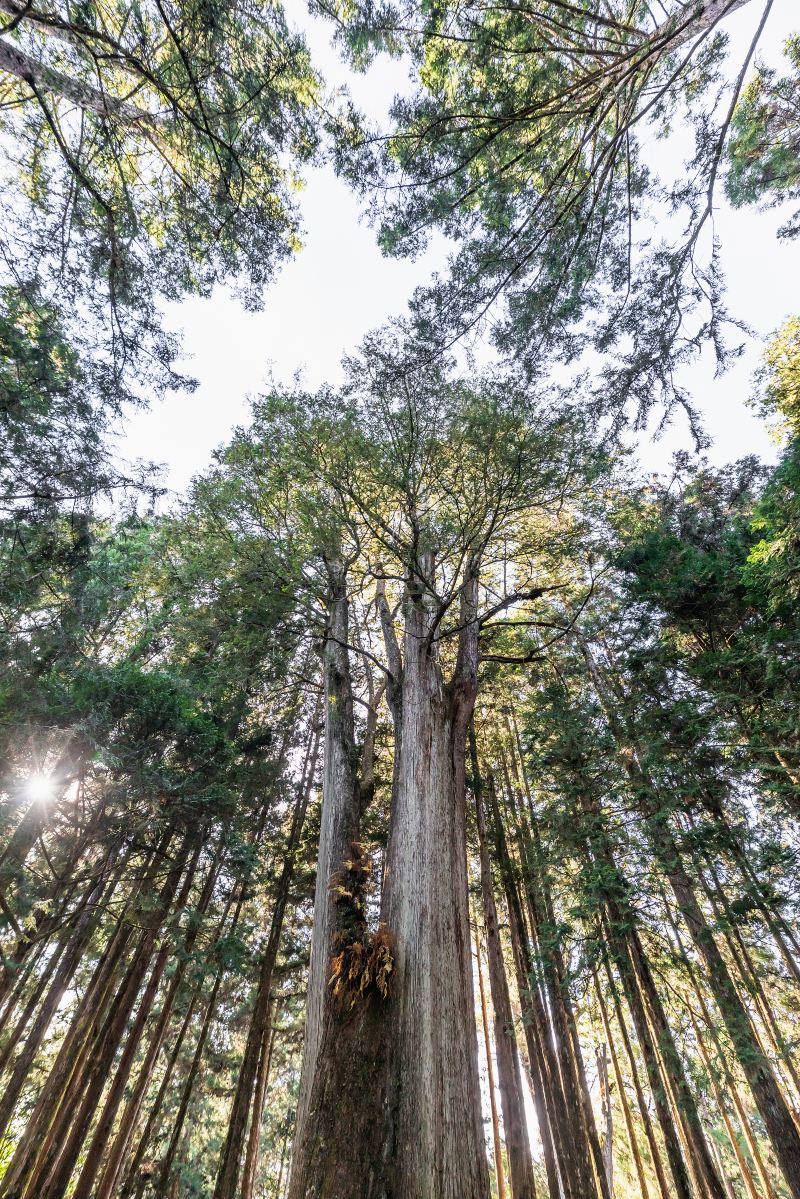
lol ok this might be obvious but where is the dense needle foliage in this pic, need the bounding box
[1,1,799,1198]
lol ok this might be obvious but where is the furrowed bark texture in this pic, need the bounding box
[289,565,392,1199]
[583,642,800,1199]
[290,554,490,1199]
[472,728,536,1199]
[379,556,489,1199]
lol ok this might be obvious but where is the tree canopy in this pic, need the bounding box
[1,2,800,1199]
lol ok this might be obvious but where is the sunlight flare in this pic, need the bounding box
[24,773,55,803]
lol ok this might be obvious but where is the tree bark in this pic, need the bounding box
[643,809,800,1197]
[488,771,561,1199]
[583,642,800,1199]
[288,563,394,1199]
[593,967,650,1199]
[476,928,508,1199]
[472,726,537,1199]
[214,725,319,1199]
[0,833,173,1199]
[602,954,673,1199]
[0,35,157,125]
[241,1020,278,1199]
[378,552,490,1199]
[290,552,491,1198]
[500,751,603,1199]
[0,858,115,1131]
[34,839,193,1199]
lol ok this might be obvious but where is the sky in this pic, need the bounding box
[121,0,800,498]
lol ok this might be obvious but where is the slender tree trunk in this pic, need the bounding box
[33,839,193,1199]
[501,756,603,1199]
[643,809,800,1196]
[241,1021,278,1199]
[0,858,115,1129]
[118,990,201,1199]
[602,954,673,1199]
[156,967,227,1195]
[575,784,724,1199]
[214,726,319,1199]
[506,721,616,1199]
[92,845,224,1199]
[690,1009,763,1199]
[583,641,800,1199]
[488,772,561,1199]
[601,905,700,1199]
[596,1042,613,1196]
[662,889,780,1199]
[697,855,800,1104]
[476,928,508,1199]
[120,875,251,1198]
[593,967,650,1199]
[0,833,173,1198]
[688,806,800,986]
[124,773,286,1199]
[472,726,536,1199]
[69,843,203,1199]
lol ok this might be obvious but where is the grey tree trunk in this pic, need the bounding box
[471,727,537,1199]
[289,553,490,1199]
[379,558,489,1198]
[288,564,393,1198]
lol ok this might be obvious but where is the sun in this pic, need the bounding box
[25,773,55,803]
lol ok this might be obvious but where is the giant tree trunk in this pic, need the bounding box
[290,554,490,1199]
[378,554,489,1199]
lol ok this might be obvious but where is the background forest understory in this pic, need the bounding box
[1,0,800,1197]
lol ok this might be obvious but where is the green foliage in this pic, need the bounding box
[0,283,146,518]
[0,0,324,392]
[330,0,746,424]
[742,320,800,617]
[612,331,800,820]
[726,34,800,237]
[1,11,800,1193]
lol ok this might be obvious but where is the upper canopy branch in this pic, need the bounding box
[0,33,160,126]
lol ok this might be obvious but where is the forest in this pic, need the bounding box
[1,0,799,1196]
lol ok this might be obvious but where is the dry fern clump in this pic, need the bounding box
[330,842,371,932]
[328,843,394,1011]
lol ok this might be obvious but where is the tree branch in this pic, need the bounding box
[0,34,158,126]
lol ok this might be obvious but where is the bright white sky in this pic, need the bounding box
[122,0,800,498]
